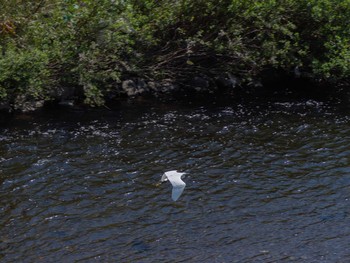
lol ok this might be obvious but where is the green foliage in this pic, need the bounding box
[0,45,51,101]
[1,0,137,106]
[1,0,350,108]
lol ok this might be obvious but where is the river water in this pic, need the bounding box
[1,95,350,262]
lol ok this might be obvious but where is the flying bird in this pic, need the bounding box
[161,170,186,201]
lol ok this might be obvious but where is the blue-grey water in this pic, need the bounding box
[1,97,350,262]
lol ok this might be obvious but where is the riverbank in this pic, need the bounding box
[1,76,349,118]
[1,68,349,114]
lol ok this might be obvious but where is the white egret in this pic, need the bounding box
[161,170,186,201]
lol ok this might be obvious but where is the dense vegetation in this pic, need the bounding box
[1,0,350,109]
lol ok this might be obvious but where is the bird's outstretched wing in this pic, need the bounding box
[171,182,186,201]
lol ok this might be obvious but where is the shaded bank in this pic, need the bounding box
[1,68,350,113]
[1,76,349,117]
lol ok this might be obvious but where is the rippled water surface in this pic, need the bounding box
[1,97,350,262]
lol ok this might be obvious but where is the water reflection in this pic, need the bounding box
[1,98,350,262]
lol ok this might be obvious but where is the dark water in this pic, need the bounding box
[1,97,350,262]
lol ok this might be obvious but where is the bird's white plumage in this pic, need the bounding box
[161,170,186,201]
